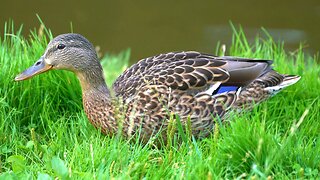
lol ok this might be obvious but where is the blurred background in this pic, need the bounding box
[1,0,319,63]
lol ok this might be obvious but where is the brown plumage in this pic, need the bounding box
[15,33,301,143]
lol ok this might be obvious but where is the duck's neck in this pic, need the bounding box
[76,66,119,135]
[76,66,111,100]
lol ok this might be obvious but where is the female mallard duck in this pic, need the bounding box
[15,33,300,142]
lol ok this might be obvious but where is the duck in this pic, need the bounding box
[15,33,300,143]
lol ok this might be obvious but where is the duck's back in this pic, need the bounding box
[113,51,279,99]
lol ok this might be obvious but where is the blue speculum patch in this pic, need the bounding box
[215,86,238,94]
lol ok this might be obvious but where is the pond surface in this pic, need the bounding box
[1,0,319,63]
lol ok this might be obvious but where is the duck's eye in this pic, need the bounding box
[57,44,66,50]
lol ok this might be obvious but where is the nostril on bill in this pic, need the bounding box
[35,61,42,66]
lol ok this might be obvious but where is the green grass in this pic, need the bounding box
[0,22,319,179]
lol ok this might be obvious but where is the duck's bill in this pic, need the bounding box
[15,57,53,81]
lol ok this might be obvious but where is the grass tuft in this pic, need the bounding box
[0,21,319,179]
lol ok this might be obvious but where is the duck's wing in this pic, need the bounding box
[113,51,273,99]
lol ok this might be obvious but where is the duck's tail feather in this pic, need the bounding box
[264,74,301,95]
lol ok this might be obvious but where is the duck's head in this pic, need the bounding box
[15,33,100,81]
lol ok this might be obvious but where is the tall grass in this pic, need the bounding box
[0,22,319,179]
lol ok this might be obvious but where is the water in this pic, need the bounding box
[1,0,319,63]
